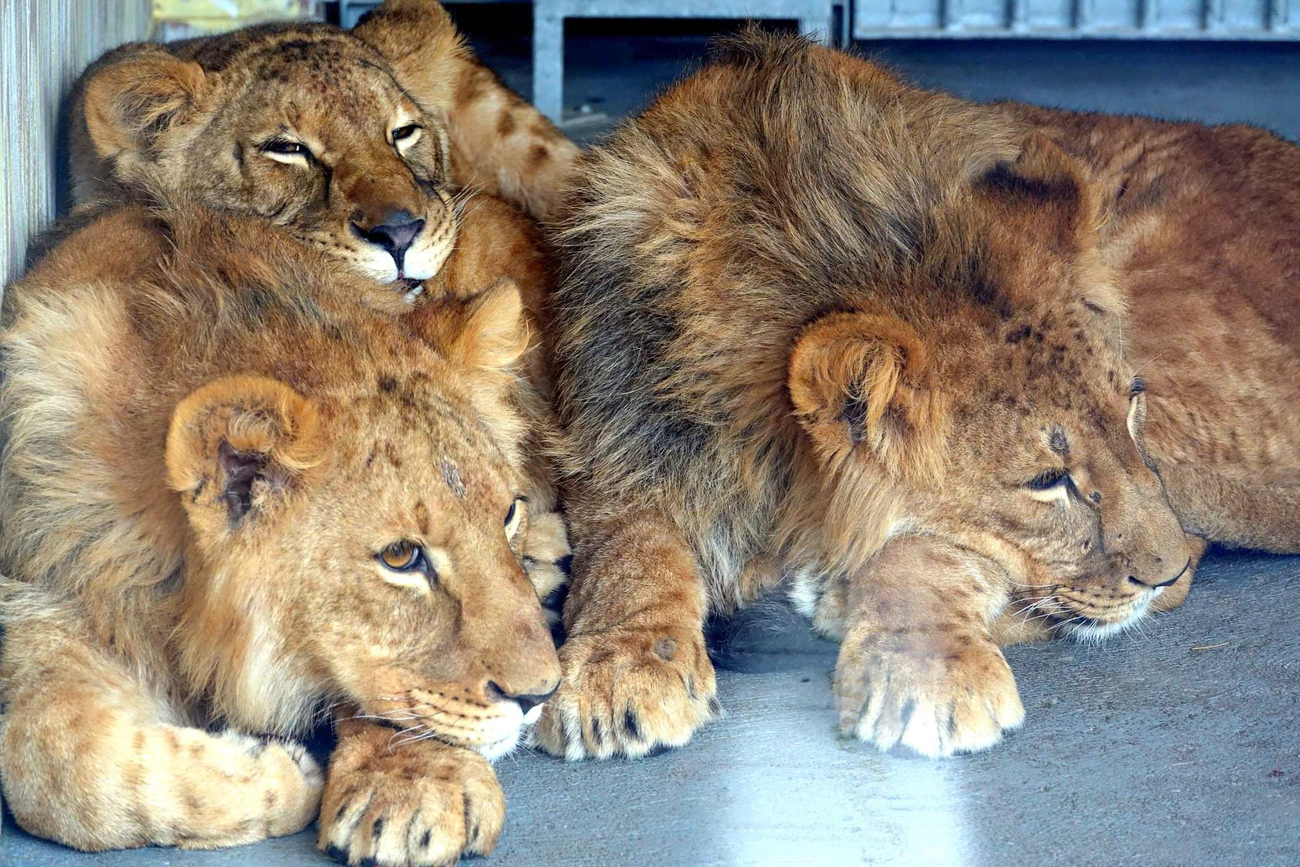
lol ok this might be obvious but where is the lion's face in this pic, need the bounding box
[939,303,1191,641]
[166,284,559,757]
[79,27,457,288]
[273,391,548,759]
[789,134,1192,643]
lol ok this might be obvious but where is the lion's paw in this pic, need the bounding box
[534,627,719,760]
[317,740,503,867]
[521,509,571,614]
[834,628,1024,758]
[206,731,323,839]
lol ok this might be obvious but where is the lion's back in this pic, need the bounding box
[1,210,188,614]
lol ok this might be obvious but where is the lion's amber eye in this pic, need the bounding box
[378,540,424,572]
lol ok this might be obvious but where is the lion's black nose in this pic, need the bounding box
[487,682,557,715]
[1153,565,1188,588]
[351,208,424,267]
[1130,558,1191,588]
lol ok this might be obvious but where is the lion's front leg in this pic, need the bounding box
[318,713,504,867]
[0,618,322,852]
[534,507,719,760]
[834,535,1025,758]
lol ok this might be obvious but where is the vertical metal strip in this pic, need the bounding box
[1139,0,1157,31]
[1010,0,1028,32]
[944,0,962,31]
[1205,0,1224,30]
[1075,0,1092,30]
[532,1,565,124]
[1271,0,1289,31]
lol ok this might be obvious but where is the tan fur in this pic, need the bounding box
[351,0,580,221]
[60,0,577,288]
[0,198,563,860]
[318,715,506,864]
[538,32,1300,760]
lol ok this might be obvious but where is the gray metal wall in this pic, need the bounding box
[344,0,1300,40]
[853,0,1296,39]
[1,0,154,292]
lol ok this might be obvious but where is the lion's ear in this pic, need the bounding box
[83,52,210,160]
[352,0,461,103]
[974,133,1097,251]
[788,312,945,482]
[166,376,323,537]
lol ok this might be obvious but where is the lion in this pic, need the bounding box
[55,0,576,598]
[535,31,1300,761]
[57,0,579,286]
[0,194,566,864]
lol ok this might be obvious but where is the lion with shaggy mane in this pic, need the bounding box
[538,32,1300,760]
[2,3,578,862]
[57,0,576,588]
[0,199,562,864]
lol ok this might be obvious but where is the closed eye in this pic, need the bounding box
[1026,469,1069,491]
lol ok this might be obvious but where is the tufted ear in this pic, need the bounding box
[82,51,210,161]
[165,376,324,538]
[974,133,1098,252]
[789,312,946,482]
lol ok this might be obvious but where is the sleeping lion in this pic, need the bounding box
[537,31,1300,760]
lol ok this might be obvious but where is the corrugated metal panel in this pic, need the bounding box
[854,0,1298,38]
[1,0,154,292]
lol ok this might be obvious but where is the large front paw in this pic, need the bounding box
[534,627,719,760]
[834,627,1025,758]
[318,731,504,867]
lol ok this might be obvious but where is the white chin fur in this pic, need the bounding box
[402,231,455,282]
[473,728,522,762]
[1062,593,1153,644]
[469,701,531,762]
[356,251,400,283]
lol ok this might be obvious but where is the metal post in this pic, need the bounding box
[533,1,565,123]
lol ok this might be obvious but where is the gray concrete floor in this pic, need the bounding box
[5,30,1300,867]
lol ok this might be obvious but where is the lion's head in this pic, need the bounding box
[153,276,560,758]
[72,22,457,288]
[789,134,1192,642]
[1,203,560,758]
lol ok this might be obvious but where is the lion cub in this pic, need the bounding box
[0,202,559,863]
[61,0,578,281]
[538,31,1300,759]
[59,0,575,601]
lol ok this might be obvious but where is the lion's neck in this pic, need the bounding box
[173,562,322,736]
